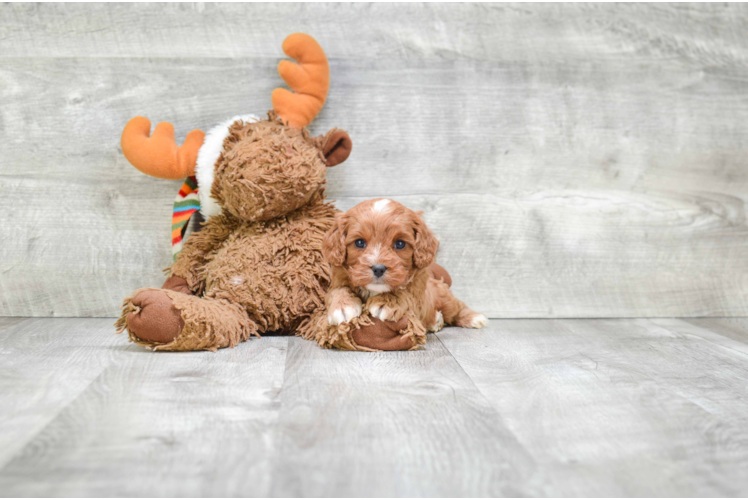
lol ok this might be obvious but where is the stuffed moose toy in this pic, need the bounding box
[115,33,451,351]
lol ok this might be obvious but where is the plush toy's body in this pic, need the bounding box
[116,113,345,351]
[176,196,334,334]
[119,195,338,350]
[170,118,340,336]
[115,34,431,352]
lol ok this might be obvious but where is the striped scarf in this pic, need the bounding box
[171,176,200,261]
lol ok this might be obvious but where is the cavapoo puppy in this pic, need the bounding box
[322,198,487,334]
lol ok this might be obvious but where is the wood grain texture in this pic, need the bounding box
[682,317,748,347]
[0,328,288,497]
[2,3,748,62]
[1,317,747,496]
[2,3,748,317]
[269,336,536,497]
[437,318,748,496]
[0,319,122,469]
[0,317,27,334]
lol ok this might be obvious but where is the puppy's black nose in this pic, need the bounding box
[371,264,387,278]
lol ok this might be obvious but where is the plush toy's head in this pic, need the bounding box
[211,114,350,222]
[120,33,352,222]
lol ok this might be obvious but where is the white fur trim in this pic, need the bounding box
[195,114,260,218]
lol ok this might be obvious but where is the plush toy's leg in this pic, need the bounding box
[119,289,184,344]
[115,288,257,351]
[350,316,421,351]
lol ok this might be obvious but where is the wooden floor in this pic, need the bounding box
[0,317,747,497]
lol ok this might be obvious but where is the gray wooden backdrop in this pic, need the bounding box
[1,3,748,318]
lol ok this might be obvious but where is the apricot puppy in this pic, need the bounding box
[322,198,487,333]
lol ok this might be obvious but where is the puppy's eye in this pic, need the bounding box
[394,240,406,250]
[354,239,366,249]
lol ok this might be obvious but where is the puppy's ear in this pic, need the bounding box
[412,211,439,269]
[322,212,349,267]
[320,129,352,167]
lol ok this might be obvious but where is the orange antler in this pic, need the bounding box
[121,117,205,179]
[271,33,330,129]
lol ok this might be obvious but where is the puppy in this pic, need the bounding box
[321,198,487,333]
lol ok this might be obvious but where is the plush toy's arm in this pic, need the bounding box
[167,213,239,294]
[162,275,192,294]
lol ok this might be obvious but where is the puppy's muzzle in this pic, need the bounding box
[371,264,387,278]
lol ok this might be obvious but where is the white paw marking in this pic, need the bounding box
[469,314,488,329]
[368,304,381,318]
[328,303,362,326]
[369,304,396,321]
[428,311,445,333]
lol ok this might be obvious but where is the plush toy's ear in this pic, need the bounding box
[411,210,439,269]
[322,129,352,167]
[322,212,349,267]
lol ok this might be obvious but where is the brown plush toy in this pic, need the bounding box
[115,33,446,351]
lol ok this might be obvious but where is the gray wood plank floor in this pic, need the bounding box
[0,318,746,497]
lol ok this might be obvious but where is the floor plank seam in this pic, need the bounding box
[432,332,537,457]
[0,362,112,472]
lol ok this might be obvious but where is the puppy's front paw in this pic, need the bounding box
[369,303,399,322]
[366,295,408,322]
[328,302,362,326]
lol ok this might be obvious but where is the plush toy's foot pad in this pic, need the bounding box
[350,317,415,351]
[126,289,184,344]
